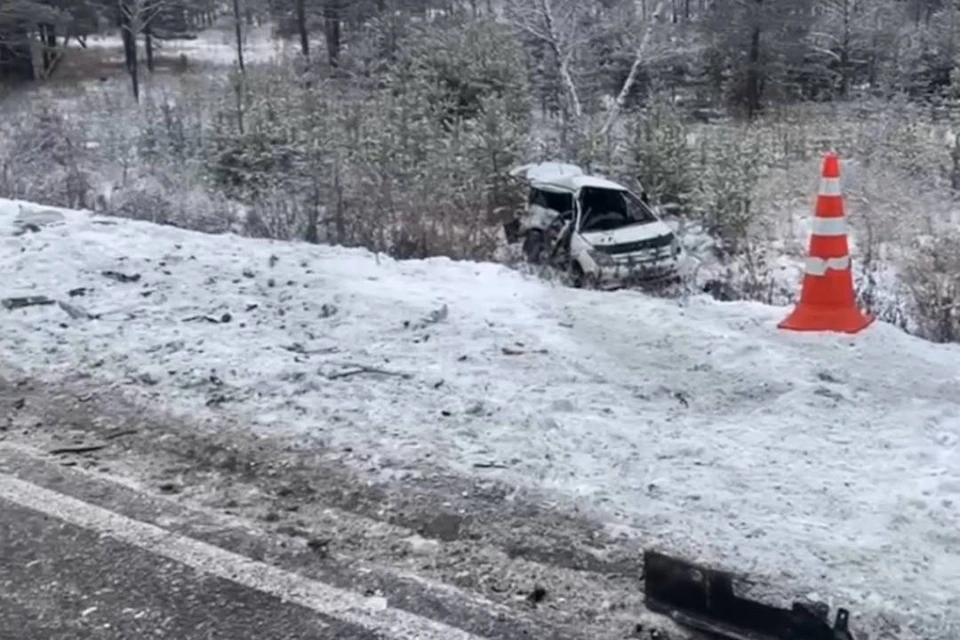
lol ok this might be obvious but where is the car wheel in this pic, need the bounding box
[569,262,587,289]
[522,230,545,264]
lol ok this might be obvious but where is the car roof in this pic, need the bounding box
[532,174,627,192]
[511,161,629,193]
[509,162,584,181]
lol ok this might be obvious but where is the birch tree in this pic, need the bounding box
[505,0,591,119]
[506,0,679,144]
[599,0,669,137]
[233,0,244,71]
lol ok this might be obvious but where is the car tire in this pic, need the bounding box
[569,262,587,289]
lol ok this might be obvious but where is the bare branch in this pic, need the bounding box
[505,0,588,118]
[119,0,167,34]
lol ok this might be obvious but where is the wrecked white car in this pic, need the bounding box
[504,162,682,288]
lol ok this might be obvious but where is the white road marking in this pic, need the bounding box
[0,472,485,640]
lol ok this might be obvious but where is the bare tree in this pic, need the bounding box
[0,0,66,81]
[296,0,308,58]
[745,0,763,119]
[599,0,669,137]
[233,0,244,71]
[324,0,342,67]
[507,0,679,140]
[505,0,591,119]
[119,0,165,101]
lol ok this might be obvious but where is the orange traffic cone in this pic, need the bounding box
[778,152,874,334]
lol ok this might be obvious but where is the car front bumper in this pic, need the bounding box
[592,259,681,288]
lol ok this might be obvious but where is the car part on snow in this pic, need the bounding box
[643,551,857,640]
[102,270,142,283]
[778,152,873,334]
[2,295,55,310]
[14,203,67,232]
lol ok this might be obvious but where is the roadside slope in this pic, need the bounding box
[2,199,958,639]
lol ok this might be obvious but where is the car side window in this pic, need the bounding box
[529,188,573,217]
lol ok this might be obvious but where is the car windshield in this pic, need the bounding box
[578,187,657,232]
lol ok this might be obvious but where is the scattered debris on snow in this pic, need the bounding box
[101,270,141,283]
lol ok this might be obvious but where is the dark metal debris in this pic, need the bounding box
[102,270,141,283]
[49,443,108,455]
[643,550,856,640]
[2,296,55,310]
[527,585,548,605]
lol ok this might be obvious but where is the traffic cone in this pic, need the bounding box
[778,152,874,334]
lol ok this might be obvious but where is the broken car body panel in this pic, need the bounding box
[643,551,857,640]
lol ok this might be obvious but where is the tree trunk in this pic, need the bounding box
[121,21,136,74]
[125,31,136,75]
[296,0,309,58]
[234,76,244,134]
[40,23,57,76]
[534,3,581,119]
[334,156,345,244]
[145,27,154,72]
[557,57,581,118]
[745,0,763,120]
[951,135,960,192]
[233,0,245,72]
[305,181,320,244]
[0,26,35,82]
[130,38,140,101]
[838,0,850,98]
[599,0,665,138]
[324,2,341,67]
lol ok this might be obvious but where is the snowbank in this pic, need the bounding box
[1,199,958,638]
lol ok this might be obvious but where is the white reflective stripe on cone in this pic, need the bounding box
[819,177,842,196]
[811,216,848,236]
[805,255,851,276]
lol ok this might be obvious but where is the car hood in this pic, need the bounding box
[580,220,674,247]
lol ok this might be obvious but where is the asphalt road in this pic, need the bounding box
[0,445,564,640]
[0,373,677,640]
[0,499,379,640]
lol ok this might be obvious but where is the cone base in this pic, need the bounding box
[778,303,874,334]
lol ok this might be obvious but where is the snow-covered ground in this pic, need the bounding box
[85,23,297,67]
[2,199,959,639]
